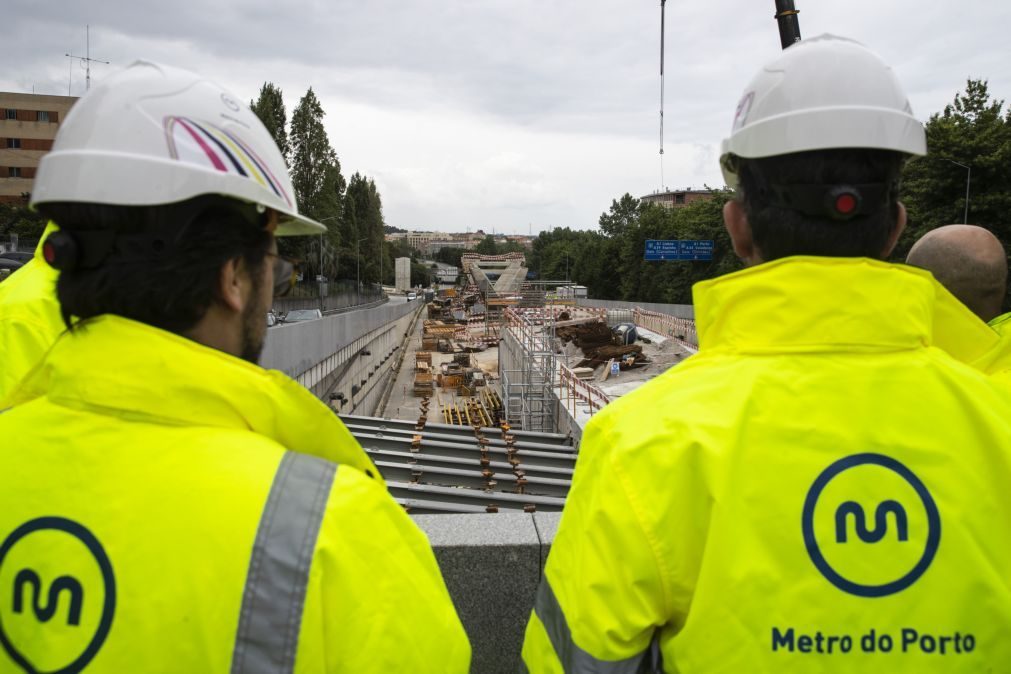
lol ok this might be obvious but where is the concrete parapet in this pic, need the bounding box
[413,512,562,674]
[261,300,419,379]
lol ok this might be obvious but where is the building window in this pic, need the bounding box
[6,138,20,149]
[675,193,686,204]
[8,167,22,178]
[37,111,50,122]
[4,109,15,120]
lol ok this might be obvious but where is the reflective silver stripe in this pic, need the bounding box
[231,452,337,674]
[533,579,652,674]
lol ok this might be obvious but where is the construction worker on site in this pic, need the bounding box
[522,35,1011,672]
[0,61,469,673]
[906,225,1011,385]
[0,222,63,403]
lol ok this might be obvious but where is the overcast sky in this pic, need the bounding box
[5,1,1009,233]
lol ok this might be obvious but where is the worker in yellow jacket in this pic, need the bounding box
[0,61,468,673]
[522,36,1011,673]
[0,222,63,404]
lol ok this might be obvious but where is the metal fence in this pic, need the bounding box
[273,279,386,315]
[1,236,40,254]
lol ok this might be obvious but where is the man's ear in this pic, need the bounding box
[217,257,246,314]
[724,199,759,265]
[881,202,908,258]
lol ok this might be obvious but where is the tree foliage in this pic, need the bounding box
[434,246,465,267]
[530,190,739,303]
[285,87,346,278]
[290,87,344,225]
[0,203,47,246]
[250,82,290,166]
[897,79,1011,257]
[343,173,386,285]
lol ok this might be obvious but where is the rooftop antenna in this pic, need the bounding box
[658,0,667,192]
[65,25,109,94]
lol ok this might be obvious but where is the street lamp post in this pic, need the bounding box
[318,215,341,312]
[942,158,971,224]
[356,236,368,304]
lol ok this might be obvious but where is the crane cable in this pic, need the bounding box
[659,0,666,192]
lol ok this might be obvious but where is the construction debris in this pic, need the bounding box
[577,344,645,370]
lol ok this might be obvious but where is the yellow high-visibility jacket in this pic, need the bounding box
[0,315,470,673]
[0,223,63,404]
[522,257,1011,673]
[990,312,1011,336]
[981,312,1011,386]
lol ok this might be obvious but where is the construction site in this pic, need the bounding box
[359,251,699,516]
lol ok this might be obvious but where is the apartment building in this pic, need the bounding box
[0,92,78,203]
[640,188,716,209]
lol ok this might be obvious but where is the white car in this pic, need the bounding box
[407,292,418,301]
[282,308,323,323]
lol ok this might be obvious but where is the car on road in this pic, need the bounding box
[0,251,34,264]
[407,292,418,301]
[0,258,24,272]
[281,308,323,323]
[266,310,279,328]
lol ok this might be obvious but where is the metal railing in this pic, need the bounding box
[633,307,699,352]
[273,279,386,315]
[557,364,611,417]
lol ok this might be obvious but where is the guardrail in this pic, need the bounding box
[633,306,699,352]
[558,364,611,417]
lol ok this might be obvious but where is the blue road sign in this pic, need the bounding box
[644,239,713,261]
[644,239,680,260]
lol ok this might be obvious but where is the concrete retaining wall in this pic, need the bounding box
[577,298,694,319]
[413,512,561,674]
[261,300,420,379]
[261,301,421,414]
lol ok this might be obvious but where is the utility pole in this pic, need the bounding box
[356,236,368,302]
[317,215,341,312]
[942,159,971,223]
[66,25,109,94]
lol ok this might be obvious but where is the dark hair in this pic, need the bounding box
[37,197,272,333]
[736,148,906,261]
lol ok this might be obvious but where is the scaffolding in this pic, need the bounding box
[501,307,559,433]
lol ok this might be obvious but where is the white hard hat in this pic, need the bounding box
[32,60,324,236]
[720,35,926,188]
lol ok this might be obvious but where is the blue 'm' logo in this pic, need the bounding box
[802,453,941,598]
[835,500,908,543]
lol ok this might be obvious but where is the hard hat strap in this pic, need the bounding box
[763,182,895,221]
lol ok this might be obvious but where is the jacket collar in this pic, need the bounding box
[9,314,379,478]
[692,256,998,363]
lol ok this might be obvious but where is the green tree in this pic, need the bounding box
[290,88,344,222]
[529,189,738,303]
[343,173,385,284]
[0,202,47,247]
[598,193,641,238]
[899,79,1011,258]
[410,261,432,287]
[434,246,465,267]
[249,82,290,166]
[475,235,498,255]
[288,88,345,278]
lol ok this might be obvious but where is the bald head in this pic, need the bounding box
[907,225,1008,321]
